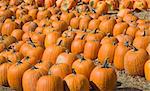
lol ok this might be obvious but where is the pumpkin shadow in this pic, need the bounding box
[116,87,142,91]
[63,80,70,91]
[90,81,100,91]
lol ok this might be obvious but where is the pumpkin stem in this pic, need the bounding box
[72,69,76,75]
[65,49,70,54]
[102,58,110,68]
[124,41,129,47]
[77,55,85,62]
[80,34,85,40]
[56,40,63,46]
[7,60,12,63]
[25,56,30,60]
[131,46,138,51]
[112,41,117,45]
[106,33,113,37]
[31,66,38,70]
[17,60,23,65]
[143,31,146,36]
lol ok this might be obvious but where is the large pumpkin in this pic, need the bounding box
[22,66,48,91]
[36,75,64,91]
[90,59,117,91]
[64,70,90,91]
[72,56,95,79]
[124,47,149,76]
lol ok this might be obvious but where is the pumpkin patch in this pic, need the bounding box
[0,0,149,90]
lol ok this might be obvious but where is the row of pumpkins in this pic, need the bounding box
[0,0,150,91]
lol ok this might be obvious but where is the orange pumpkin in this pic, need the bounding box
[90,59,117,91]
[144,60,150,81]
[49,63,72,79]
[124,47,149,76]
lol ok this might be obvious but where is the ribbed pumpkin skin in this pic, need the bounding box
[114,43,130,70]
[72,58,95,79]
[22,67,48,91]
[133,36,150,50]
[144,60,150,81]
[64,74,90,91]
[0,62,12,86]
[113,22,129,36]
[56,52,77,67]
[99,18,116,34]
[90,66,117,91]
[49,63,72,79]
[7,61,32,91]
[124,48,149,76]
[42,44,65,64]
[98,42,117,64]
[36,75,64,91]
[84,40,101,59]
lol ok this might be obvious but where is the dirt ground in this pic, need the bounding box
[0,10,149,91]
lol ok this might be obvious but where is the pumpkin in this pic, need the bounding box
[71,34,86,54]
[56,37,72,51]
[84,40,101,59]
[133,31,150,49]
[11,29,24,41]
[2,36,17,48]
[16,8,28,19]
[114,42,130,70]
[98,41,117,64]
[37,9,51,20]
[8,41,24,52]
[123,14,138,23]
[49,63,72,79]
[101,33,118,44]
[28,9,38,20]
[86,30,105,41]
[61,0,78,11]
[90,59,117,91]
[99,17,116,34]
[126,24,139,38]
[22,66,48,91]
[70,16,80,29]
[56,0,63,8]
[115,33,133,45]
[45,0,56,8]
[62,27,76,41]
[113,22,129,36]
[52,20,68,33]
[35,0,45,6]
[135,29,150,37]
[56,50,77,66]
[36,75,64,91]
[72,56,95,79]
[9,0,23,6]
[22,21,38,33]
[64,70,90,91]
[42,40,66,64]
[24,0,35,5]
[133,0,147,10]
[35,60,52,72]
[124,47,149,76]
[7,60,32,91]
[144,60,150,81]
[60,11,75,25]
[117,9,131,18]
[96,1,108,15]
[1,20,18,36]
[119,0,134,10]
[0,60,12,86]
[88,19,101,30]
[79,15,91,30]
[105,0,119,10]
[44,31,61,48]
[31,32,46,46]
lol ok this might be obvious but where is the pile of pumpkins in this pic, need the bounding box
[0,0,150,91]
